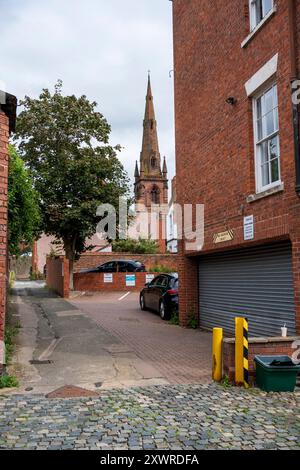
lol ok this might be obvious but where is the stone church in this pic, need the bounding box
[134,75,168,253]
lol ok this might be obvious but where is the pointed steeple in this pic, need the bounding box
[134,160,139,179]
[140,73,161,176]
[162,156,168,175]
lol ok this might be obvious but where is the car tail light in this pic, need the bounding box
[167,289,178,295]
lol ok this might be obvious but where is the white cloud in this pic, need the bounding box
[0,0,175,192]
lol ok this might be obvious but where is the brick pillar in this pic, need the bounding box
[291,237,300,334]
[0,111,9,371]
[158,214,166,253]
[178,240,199,327]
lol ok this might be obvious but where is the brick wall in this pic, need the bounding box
[74,272,161,292]
[0,111,9,371]
[46,256,69,298]
[172,0,300,332]
[74,253,177,273]
[223,336,300,382]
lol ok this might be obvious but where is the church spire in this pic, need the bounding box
[140,74,161,175]
[134,160,139,179]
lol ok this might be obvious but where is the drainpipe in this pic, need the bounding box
[288,0,300,195]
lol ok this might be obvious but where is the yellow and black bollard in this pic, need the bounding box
[235,317,249,388]
[212,327,223,382]
[243,318,249,389]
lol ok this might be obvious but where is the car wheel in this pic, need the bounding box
[159,300,169,321]
[140,294,147,311]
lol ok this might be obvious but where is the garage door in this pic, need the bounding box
[198,242,296,337]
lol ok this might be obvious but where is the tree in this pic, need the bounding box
[15,81,130,289]
[8,145,41,256]
[112,238,158,254]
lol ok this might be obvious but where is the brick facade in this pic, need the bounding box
[46,256,70,298]
[0,111,9,371]
[74,253,177,273]
[172,0,300,333]
[73,271,162,293]
[223,336,299,382]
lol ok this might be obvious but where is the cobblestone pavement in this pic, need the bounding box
[0,384,299,450]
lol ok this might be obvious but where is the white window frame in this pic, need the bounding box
[253,82,281,193]
[249,0,274,31]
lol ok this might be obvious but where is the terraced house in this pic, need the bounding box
[0,91,17,372]
[172,0,300,336]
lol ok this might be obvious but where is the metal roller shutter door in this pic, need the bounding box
[198,242,296,337]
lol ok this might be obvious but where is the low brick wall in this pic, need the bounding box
[74,253,177,273]
[74,272,160,292]
[223,336,300,382]
[46,256,69,298]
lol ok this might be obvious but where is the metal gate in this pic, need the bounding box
[198,242,296,337]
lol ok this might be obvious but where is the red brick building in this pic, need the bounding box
[0,91,17,372]
[134,75,168,253]
[172,0,300,336]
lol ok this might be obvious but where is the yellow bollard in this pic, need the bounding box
[212,328,223,382]
[235,317,244,385]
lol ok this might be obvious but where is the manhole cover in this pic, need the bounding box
[46,385,99,399]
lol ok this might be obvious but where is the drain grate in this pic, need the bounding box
[30,359,53,365]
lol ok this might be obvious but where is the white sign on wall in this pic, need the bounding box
[244,215,254,241]
[146,274,155,284]
[104,273,113,283]
[126,274,136,287]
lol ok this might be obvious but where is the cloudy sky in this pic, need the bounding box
[1,0,175,193]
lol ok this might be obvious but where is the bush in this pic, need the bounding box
[187,311,198,329]
[30,271,44,281]
[149,264,176,273]
[0,375,19,389]
[169,310,179,326]
[112,238,158,254]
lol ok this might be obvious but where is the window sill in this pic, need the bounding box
[241,6,277,49]
[246,182,284,203]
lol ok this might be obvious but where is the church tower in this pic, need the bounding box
[134,74,168,252]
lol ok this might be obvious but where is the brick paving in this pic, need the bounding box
[0,383,299,450]
[70,292,212,385]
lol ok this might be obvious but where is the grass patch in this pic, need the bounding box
[4,323,20,366]
[220,375,232,388]
[169,310,179,326]
[0,374,19,389]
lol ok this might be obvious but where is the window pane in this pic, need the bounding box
[261,163,270,187]
[264,88,274,114]
[273,85,278,107]
[259,141,269,164]
[271,158,279,183]
[269,136,279,160]
[265,110,275,136]
[263,0,273,17]
[257,118,263,140]
[273,107,279,132]
[256,0,263,23]
[256,97,262,119]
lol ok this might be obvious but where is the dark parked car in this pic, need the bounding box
[80,260,146,274]
[140,273,178,320]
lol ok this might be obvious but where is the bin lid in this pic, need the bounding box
[254,355,300,371]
